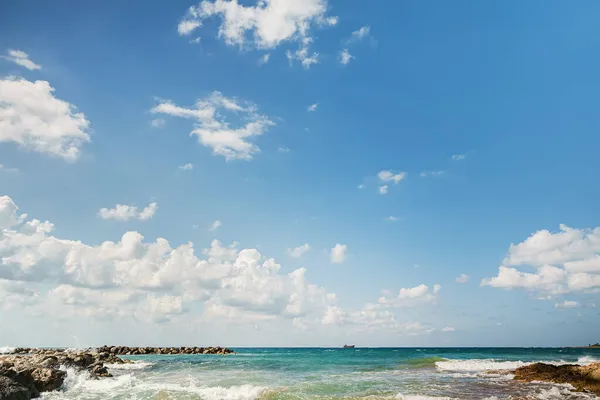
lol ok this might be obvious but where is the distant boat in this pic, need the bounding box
[343,345,355,348]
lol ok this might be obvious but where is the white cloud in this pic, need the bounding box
[378,284,440,307]
[456,274,470,284]
[378,170,406,184]
[0,163,18,173]
[554,300,579,309]
[2,49,41,70]
[0,195,338,325]
[286,38,319,69]
[357,184,365,189]
[151,118,165,128]
[190,37,202,44]
[307,103,318,112]
[288,243,310,258]
[339,49,353,65]
[177,0,338,58]
[441,326,455,332]
[386,216,399,222]
[179,163,194,170]
[258,53,270,65]
[277,147,290,153]
[151,91,275,161]
[350,26,370,42]
[209,220,222,231]
[482,224,600,296]
[0,77,90,161]
[178,19,202,36]
[378,185,388,195]
[420,170,445,178]
[330,243,347,264]
[452,154,466,161]
[98,202,158,221]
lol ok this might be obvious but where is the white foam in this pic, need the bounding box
[435,357,597,372]
[105,360,154,370]
[534,386,596,399]
[141,383,268,400]
[0,346,15,354]
[577,356,600,364]
[435,359,529,371]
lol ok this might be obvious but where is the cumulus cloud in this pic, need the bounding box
[482,224,600,296]
[98,202,158,221]
[209,220,222,231]
[0,195,338,325]
[441,326,455,332]
[456,274,470,284]
[307,103,318,112]
[378,284,441,308]
[386,216,399,222]
[452,154,466,161]
[330,243,347,264]
[378,185,388,195]
[2,49,41,70]
[349,26,370,42]
[0,77,90,161]
[378,170,406,184]
[288,243,310,258]
[286,38,319,69]
[177,0,338,57]
[339,49,353,65]
[151,91,275,161]
[179,163,193,170]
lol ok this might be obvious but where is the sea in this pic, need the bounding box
[3,347,600,400]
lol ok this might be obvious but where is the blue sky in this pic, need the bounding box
[1,0,600,347]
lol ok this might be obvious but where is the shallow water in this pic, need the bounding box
[39,348,600,399]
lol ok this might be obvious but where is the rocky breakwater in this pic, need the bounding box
[95,345,234,356]
[0,350,130,399]
[513,362,600,395]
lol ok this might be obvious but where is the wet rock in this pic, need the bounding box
[29,368,65,393]
[513,362,600,395]
[0,376,31,400]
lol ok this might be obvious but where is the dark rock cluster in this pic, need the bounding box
[95,345,234,355]
[0,351,130,399]
[513,362,600,395]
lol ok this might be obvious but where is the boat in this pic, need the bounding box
[343,345,355,348]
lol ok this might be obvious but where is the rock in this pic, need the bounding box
[90,364,112,378]
[30,368,66,393]
[0,376,31,400]
[514,362,600,395]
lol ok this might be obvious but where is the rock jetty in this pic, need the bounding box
[11,346,234,356]
[513,362,600,395]
[1,346,234,398]
[0,350,129,399]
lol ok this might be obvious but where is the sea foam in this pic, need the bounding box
[0,346,15,354]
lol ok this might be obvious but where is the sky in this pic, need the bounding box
[1,0,600,348]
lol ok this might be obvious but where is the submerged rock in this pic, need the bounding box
[0,376,31,400]
[513,362,600,395]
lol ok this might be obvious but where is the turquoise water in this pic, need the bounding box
[41,348,600,399]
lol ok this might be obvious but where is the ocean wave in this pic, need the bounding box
[0,346,15,354]
[404,356,447,368]
[577,356,600,364]
[105,360,154,370]
[435,359,529,372]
